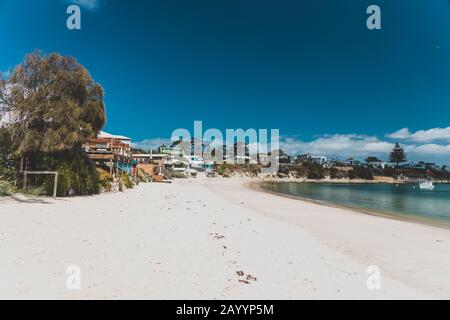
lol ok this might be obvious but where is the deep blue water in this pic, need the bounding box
[259,183,450,225]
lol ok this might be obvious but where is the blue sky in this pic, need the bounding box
[1,0,450,163]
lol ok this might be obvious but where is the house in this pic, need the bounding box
[365,161,394,169]
[83,131,133,176]
[311,156,327,165]
[296,154,328,165]
[397,161,437,170]
[133,153,172,166]
[343,158,362,167]
[98,131,131,145]
[269,149,293,164]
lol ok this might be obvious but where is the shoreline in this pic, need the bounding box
[249,181,450,230]
[2,178,450,299]
[204,178,450,299]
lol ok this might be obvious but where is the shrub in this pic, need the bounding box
[24,185,47,197]
[303,162,324,179]
[0,180,14,196]
[138,168,150,183]
[216,164,260,177]
[352,166,374,180]
[172,171,188,179]
[347,170,356,180]
[121,174,133,189]
[30,150,101,197]
[98,168,114,192]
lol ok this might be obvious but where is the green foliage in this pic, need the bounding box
[97,168,114,192]
[352,166,374,180]
[0,127,20,182]
[389,143,407,167]
[0,51,106,155]
[328,167,348,179]
[171,171,188,179]
[0,51,107,197]
[0,180,14,196]
[303,162,325,179]
[216,164,260,177]
[23,185,47,197]
[365,156,380,163]
[138,168,150,183]
[27,151,101,196]
[347,170,356,180]
[121,174,133,189]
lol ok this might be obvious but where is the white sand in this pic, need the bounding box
[1,178,450,299]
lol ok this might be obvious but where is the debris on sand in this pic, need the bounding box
[236,270,258,284]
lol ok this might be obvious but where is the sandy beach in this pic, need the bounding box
[1,178,450,299]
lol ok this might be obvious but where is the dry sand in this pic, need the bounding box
[1,177,450,299]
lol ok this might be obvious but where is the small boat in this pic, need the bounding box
[419,180,435,191]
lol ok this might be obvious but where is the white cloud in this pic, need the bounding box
[388,127,450,143]
[406,144,450,155]
[387,128,410,140]
[280,134,393,158]
[66,0,102,10]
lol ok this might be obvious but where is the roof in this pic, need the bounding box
[133,153,171,158]
[98,131,131,141]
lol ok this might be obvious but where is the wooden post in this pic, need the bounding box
[109,159,113,176]
[22,171,58,197]
[53,172,58,198]
[23,171,27,190]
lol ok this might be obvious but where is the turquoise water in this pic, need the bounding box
[259,183,450,225]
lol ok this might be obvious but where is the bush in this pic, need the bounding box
[216,164,260,177]
[304,162,325,179]
[0,180,14,196]
[98,168,114,192]
[121,174,133,189]
[29,150,101,197]
[138,168,150,183]
[24,185,47,197]
[352,166,374,180]
[347,170,356,180]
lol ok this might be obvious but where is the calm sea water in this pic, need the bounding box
[259,182,450,225]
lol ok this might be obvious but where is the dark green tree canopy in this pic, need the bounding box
[389,142,407,166]
[0,51,106,155]
[365,156,381,163]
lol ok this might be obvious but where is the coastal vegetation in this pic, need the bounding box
[0,51,106,196]
[389,143,407,168]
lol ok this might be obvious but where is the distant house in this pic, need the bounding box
[158,143,185,158]
[296,154,327,165]
[399,161,440,170]
[365,160,394,169]
[343,158,362,167]
[133,153,172,165]
[311,156,327,165]
[269,149,292,164]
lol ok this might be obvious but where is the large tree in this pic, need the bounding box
[0,51,106,159]
[389,142,407,168]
